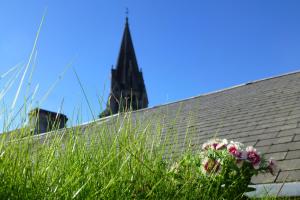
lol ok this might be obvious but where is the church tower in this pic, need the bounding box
[100,17,148,117]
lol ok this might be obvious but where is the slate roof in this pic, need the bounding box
[122,70,300,184]
[35,70,300,185]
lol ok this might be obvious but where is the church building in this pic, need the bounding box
[100,17,148,117]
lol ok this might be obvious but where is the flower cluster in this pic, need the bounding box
[201,138,278,175]
[167,138,278,198]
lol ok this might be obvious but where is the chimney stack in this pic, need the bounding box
[28,108,68,134]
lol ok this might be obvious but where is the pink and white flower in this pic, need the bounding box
[202,138,228,150]
[216,139,228,150]
[246,146,261,169]
[202,140,217,150]
[227,141,243,158]
[227,141,247,168]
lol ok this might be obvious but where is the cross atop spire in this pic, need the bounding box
[125,7,129,19]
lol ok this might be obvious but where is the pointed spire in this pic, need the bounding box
[115,16,140,84]
[99,14,148,118]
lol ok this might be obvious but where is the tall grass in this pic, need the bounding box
[0,111,248,199]
[0,112,179,199]
[0,110,285,200]
[0,67,285,199]
[0,15,286,200]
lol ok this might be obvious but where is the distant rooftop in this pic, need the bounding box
[29,108,68,119]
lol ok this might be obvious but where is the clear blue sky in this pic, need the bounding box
[1,0,300,128]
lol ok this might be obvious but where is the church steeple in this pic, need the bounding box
[100,17,148,117]
[115,17,140,85]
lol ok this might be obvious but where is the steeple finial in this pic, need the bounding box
[125,7,129,22]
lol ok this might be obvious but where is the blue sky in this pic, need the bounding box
[1,0,300,128]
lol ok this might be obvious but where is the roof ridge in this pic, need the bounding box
[95,69,300,122]
[132,69,300,111]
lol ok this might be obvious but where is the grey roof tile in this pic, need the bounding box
[263,152,287,161]
[277,158,300,171]
[294,134,300,142]
[285,150,300,160]
[234,132,278,144]
[255,136,293,147]
[276,170,300,183]
[267,141,300,153]
[252,173,277,184]
[277,127,300,137]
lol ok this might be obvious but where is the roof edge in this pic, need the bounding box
[29,108,68,118]
[145,69,300,110]
[94,70,300,124]
[246,182,300,197]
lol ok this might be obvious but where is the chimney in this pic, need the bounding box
[28,108,68,134]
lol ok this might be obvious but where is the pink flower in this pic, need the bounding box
[202,158,221,174]
[227,142,246,168]
[202,140,217,150]
[211,142,218,150]
[227,143,242,158]
[228,142,246,157]
[202,142,211,150]
[267,158,278,176]
[202,139,228,150]
[216,139,228,150]
[246,146,261,169]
